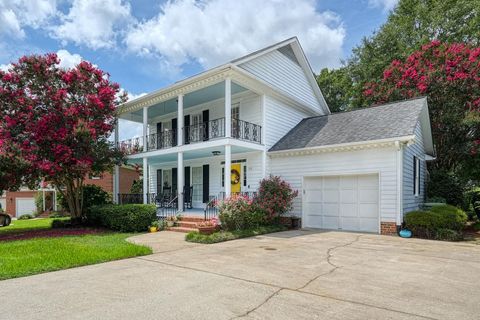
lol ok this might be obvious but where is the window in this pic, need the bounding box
[221,167,225,187]
[413,157,420,196]
[89,174,101,180]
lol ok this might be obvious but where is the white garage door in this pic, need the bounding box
[304,174,379,233]
[16,198,36,218]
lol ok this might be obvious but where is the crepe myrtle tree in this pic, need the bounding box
[363,41,480,177]
[0,53,127,221]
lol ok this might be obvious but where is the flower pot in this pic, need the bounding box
[198,226,216,235]
[166,221,174,228]
[149,227,158,233]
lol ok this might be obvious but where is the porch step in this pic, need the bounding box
[177,221,199,228]
[180,216,205,223]
[168,226,198,233]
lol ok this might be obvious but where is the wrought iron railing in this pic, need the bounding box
[118,137,144,155]
[231,118,261,144]
[185,118,226,144]
[157,195,179,219]
[146,130,176,151]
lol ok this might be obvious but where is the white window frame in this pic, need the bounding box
[414,157,420,197]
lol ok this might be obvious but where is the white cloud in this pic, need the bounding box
[124,0,345,71]
[0,0,57,38]
[0,63,12,72]
[56,49,83,68]
[52,0,132,49]
[127,92,147,101]
[368,0,399,12]
[118,119,142,141]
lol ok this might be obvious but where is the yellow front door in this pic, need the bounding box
[231,164,241,193]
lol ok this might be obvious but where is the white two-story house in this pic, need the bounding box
[114,37,434,235]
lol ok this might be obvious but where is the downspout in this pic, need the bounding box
[395,141,404,227]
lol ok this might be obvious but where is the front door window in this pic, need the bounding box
[191,113,203,142]
[192,166,203,207]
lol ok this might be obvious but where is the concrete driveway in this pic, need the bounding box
[1,230,479,320]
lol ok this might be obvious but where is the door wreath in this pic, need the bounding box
[231,168,241,185]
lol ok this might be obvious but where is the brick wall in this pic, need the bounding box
[84,167,139,194]
[380,222,398,236]
[2,191,38,217]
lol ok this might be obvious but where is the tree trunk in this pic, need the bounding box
[56,178,84,224]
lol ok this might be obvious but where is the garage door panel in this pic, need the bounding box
[305,190,322,202]
[16,198,36,217]
[323,189,339,201]
[340,189,356,203]
[359,204,378,218]
[358,189,378,203]
[304,173,379,233]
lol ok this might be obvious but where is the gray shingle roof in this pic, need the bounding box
[269,97,427,152]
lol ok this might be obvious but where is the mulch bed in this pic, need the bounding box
[0,228,106,242]
[463,222,480,241]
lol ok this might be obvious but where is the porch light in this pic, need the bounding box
[212,151,221,156]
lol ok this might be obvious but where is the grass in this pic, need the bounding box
[185,225,288,244]
[0,218,67,234]
[0,233,151,280]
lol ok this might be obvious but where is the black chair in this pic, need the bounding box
[183,186,193,209]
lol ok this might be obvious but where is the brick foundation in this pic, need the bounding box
[380,222,398,235]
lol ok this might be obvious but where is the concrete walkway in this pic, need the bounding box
[1,230,480,320]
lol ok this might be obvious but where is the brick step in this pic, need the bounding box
[180,216,205,223]
[177,221,199,228]
[167,226,198,233]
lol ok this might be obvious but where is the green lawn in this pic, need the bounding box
[0,233,152,280]
[0,218,151,280]
[0,218,65,234]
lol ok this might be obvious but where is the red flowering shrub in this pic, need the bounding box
[218,194,262,230]
[0,53,126,220]
[363,41,480,174]
[255,175,298,220]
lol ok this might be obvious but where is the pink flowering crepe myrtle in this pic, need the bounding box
[0,53,127,219]
[363,41,480,170]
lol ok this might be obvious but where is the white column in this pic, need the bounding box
[225,145,231,197]
[42,190,46,212]
[177,94,184,146]
[114,121,120,203]
[143,157,148,204]
[225,77,231,138]
[143,106,148,152]
[53,190,57,211]
[177,152,184,211]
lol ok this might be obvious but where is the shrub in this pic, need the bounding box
[404,205,467,240]
[18,214,33,220]
[49,211,69,218]
[51,219,71,229]
[185,225,288,244]
[434,228,463,241]
[86,204,156,232]
[58,184,112,214]
[218,195,266,231]
[469,188,480,220]
[255,175,298,221]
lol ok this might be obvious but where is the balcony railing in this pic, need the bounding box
[119,117,261,155]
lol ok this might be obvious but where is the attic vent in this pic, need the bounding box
[278,46,300,66]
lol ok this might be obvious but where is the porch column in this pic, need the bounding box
[177,152,184,211]
[177,94,184,146]
[114,121,120,203]
[225,145,231,197]
[53,189,57,211]
[42,190,46,212]
[143,106,148,152]
[225,77,231,138]
[143,157,148,204]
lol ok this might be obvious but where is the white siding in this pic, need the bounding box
[148,151,263,203]
[264,96,310,149]
[403,121,426,214]
[239,49,322,111]
[269,147,400,223]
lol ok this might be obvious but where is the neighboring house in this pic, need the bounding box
[115,37,434,235]
[1,167,139,218]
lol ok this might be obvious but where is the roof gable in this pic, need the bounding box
[270,97,434,154]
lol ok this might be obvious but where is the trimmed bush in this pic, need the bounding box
[86,204,156,232]
[404,205,467,240]
[18,214,33,220]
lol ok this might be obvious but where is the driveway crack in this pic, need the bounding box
[298,235,362,290]
[230,288,283,319]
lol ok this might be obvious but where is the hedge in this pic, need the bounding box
[87,204,157,232]
[404,205,467,240]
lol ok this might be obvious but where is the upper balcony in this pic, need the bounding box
[119,117,262,155]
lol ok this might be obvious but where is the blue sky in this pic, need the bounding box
[0,0,397,138]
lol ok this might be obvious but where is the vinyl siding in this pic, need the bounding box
[239,49,322,111]
[269,147,400,223]
[403,121,426,214]
[148,151,263,203]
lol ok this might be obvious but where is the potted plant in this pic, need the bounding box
[149,220,160,232]
[197,218,218,235]
[166,216,176,227]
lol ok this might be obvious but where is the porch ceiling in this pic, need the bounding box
[127,145,258,165]
[127,82,248,121]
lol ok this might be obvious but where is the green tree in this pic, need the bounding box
[316,68,353,112]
